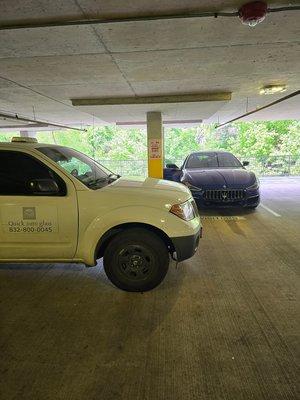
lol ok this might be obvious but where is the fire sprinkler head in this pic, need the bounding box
[239,1,268,27]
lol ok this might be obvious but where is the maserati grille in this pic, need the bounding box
[203,189,245,202]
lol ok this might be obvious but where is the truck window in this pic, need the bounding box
[0,151,66,196]
[38,147,117,189]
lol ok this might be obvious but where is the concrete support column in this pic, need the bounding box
[147,112,163,179]
[20,130,36,138]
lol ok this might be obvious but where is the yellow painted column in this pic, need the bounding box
[147,112,163,179]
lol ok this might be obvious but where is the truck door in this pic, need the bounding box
[0,150,78,261]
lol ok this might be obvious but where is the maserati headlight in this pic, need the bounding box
[247,179,260,190]
[181,181,202,191]
[170,200,195,221]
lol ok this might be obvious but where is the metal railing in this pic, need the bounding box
[99,155,300,177]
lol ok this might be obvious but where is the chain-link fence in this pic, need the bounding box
[99,155,300,178]
[242,155,300,176]
[99,160,148,177]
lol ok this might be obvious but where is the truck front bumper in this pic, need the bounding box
[171,227,202,262]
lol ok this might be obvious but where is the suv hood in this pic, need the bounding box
[183,168,256,189]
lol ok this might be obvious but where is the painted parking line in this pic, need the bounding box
[200,216,246,221]
[260,204,281,217]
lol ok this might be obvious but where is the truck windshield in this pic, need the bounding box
[38,146,120,189]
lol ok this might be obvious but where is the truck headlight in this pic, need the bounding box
[170,200,195,221]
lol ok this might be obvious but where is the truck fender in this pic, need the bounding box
[77,205,175,266]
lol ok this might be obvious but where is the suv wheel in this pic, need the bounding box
[103,228,169,292]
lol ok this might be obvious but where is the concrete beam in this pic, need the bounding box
[1,6,299,31]
[71,93,232,106]
[216,90,300,128]
[116,119,202,127]
[0,111,86,132]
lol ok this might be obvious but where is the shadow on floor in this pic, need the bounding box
[198,206,256,217]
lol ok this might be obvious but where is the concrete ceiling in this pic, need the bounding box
[0,0,299,129]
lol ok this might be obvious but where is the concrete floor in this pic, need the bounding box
[1,177,299,400]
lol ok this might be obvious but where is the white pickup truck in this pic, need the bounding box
[0,138,202,291]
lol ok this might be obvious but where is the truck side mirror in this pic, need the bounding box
[166,163,179,169]
[28,179,59,195]
[243,161,250,166]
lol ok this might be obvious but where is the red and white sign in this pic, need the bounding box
[149,139,162,159]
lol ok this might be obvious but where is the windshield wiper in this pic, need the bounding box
[107,173,121,180]
[86,177,108,187]
[87,174,121,188]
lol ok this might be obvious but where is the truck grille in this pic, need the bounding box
[203,189,245,202]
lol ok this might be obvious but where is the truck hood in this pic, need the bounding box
[106,176,191,203]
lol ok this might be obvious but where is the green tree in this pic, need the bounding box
[2,120,299,162]
[0,132,18,142]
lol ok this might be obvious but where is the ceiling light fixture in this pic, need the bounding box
[259,85,287,95]
[239,1,268,27]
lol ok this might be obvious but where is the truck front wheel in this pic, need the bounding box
[103,228,169,292]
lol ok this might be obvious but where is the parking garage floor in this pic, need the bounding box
[1,177,299,400]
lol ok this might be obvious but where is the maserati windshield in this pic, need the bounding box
[186,153,242,169]
[38,146,119,189]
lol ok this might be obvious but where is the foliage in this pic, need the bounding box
[222,121,300,158]
[0,132,17,142]
[37,126,148,160]
[165,120,300,162]
[1,121,299,174]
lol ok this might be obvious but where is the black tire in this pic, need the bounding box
[103,228,169,292]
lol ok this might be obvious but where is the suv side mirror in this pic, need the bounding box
[166,163,179,169]
[242,161,249,166]
[29,179,59,195]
